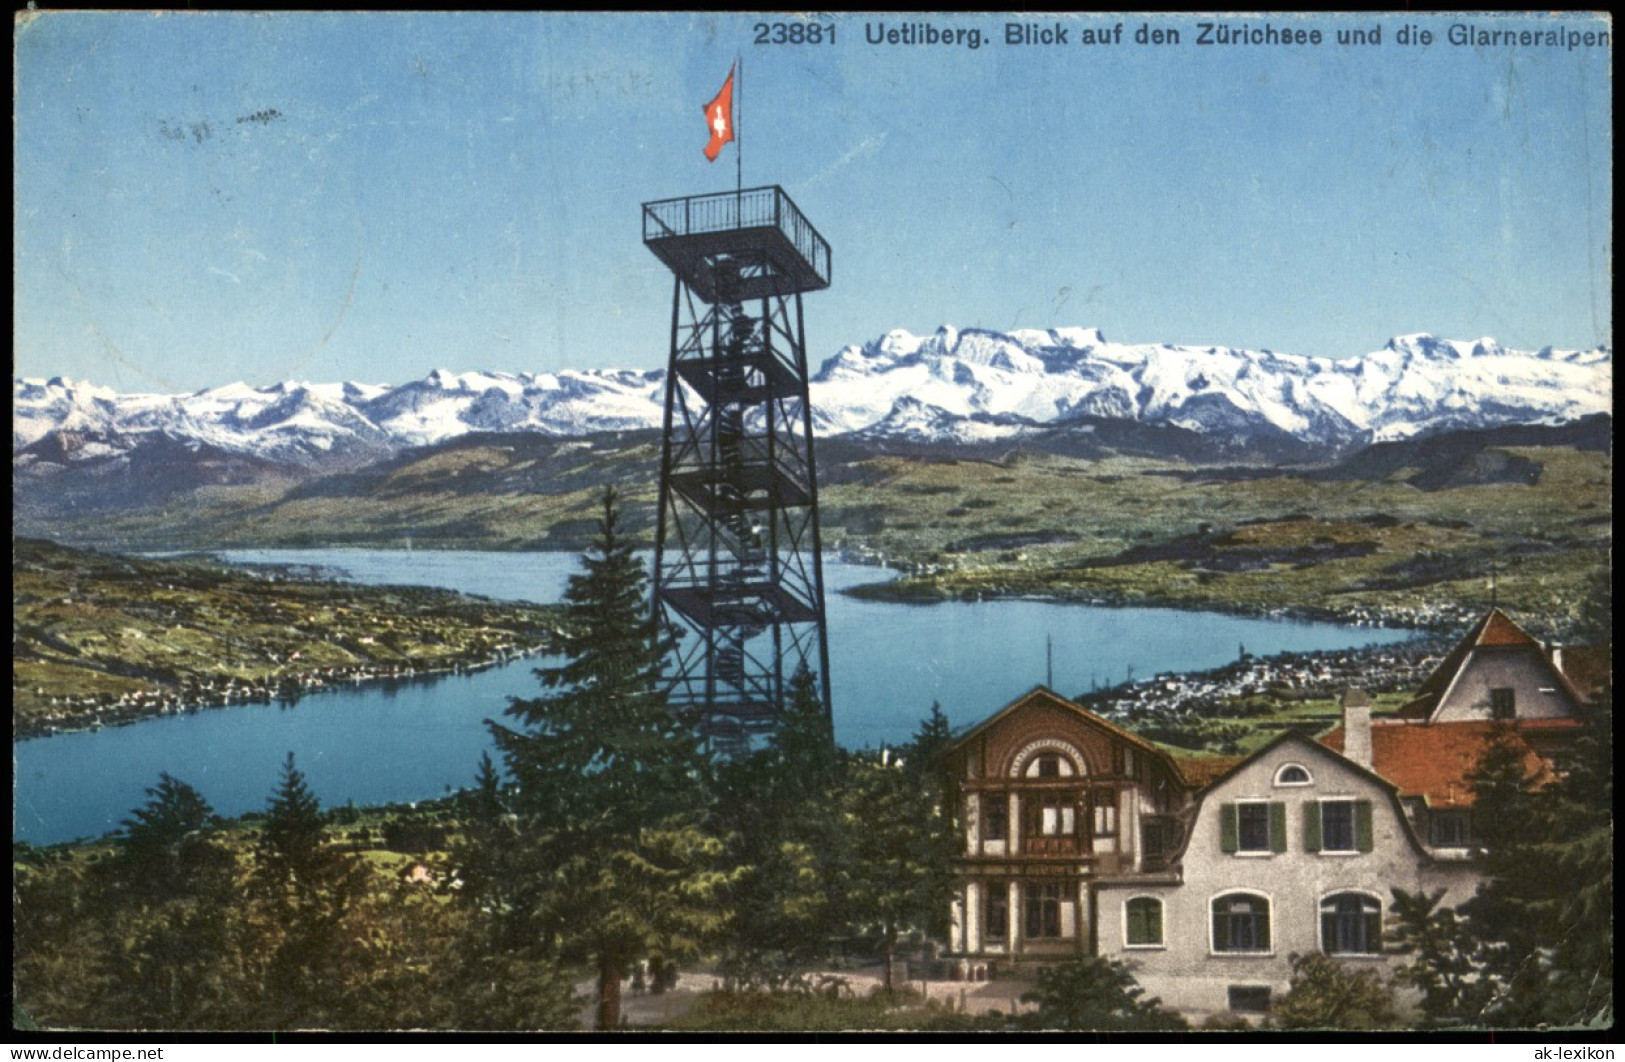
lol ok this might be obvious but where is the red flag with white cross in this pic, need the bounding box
[703,66,735,162]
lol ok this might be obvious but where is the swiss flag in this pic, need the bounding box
[703,66,735,162]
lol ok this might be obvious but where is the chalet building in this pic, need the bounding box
[943,687,1195,962]
[944,608,1605,1020]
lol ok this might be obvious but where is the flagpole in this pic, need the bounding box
[735,54,743,206]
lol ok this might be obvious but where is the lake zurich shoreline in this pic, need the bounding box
[13,547,1418,846]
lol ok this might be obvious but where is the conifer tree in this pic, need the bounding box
[842,704,961,991]
[487,487,731,1029]
[1393,677,1615,1028]
[97,773,241,1027]
[251,752,369,1026]
[713,664,847,985]
[113,772,234,905]
[1019,958,1186,1030]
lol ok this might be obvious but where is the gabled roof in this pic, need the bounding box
[1320,720,1561,809]
[1401,608,1587,721]
[1194,728,1399,800]
[1176,729,1433,859]
[948,685,1180,775]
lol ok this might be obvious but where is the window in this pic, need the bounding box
[1125,897,1164,947]
[1321,801,1355,852]
[1034,795,1076,837]
[1274,764,1312,786]
[1024,751,1076,778]
[1092,790,1118,837]
[1239,804,1270,851]
[1221,802,1284,854]
[1490,687,1516,720]
[1220,802,1286,854]
[1212,893,1271,952]
[1228,986,1272,1013]
[1025,882,1062,939]
[1141,817,1174,865]
[1321,893,1381,955]
[985,884,1008,940]
[1429,810,1471,848]
[1304,799,1374,853]
[983,798,1008,842]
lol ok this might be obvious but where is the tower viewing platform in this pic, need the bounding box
[642,185,830,302]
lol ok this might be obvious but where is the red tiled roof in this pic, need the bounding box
[1416,609,1538,699]
[1320,721,1555,809]
[1477,609,1541,648]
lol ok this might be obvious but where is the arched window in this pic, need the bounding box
[1125,897,1164,947]
[1023,752,1078,778]
[1009,740,1086,779]
[1274,764,1312,786]
[1211,892,1271,952]
[1321,893,1381,955]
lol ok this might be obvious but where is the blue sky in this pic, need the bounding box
[14,11,1613,392]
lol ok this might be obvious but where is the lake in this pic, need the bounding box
[12,549,1414,845]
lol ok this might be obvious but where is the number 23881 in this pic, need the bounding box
[754,22,835,45]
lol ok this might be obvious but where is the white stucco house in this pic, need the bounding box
[1094,724,1479,1020]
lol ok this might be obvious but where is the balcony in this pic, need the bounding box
[1022,836,1087,857]
[643,186,831,301]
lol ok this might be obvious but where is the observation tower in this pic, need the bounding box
[641,186,833,748]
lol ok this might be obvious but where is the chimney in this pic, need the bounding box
[1341,688,1373,769]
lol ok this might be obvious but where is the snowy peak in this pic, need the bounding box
[13,328,1612,464]
[812,327,1610,447]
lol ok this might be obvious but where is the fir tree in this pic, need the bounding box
[713,664,847,986]
[251,752,369,1026]
[1388,887,1497,1026]
[112,772,234,905]
[1018,958,1187,1030]
[1393,678,1615,1028]
[486,487,731,1029]
[842,704,961,991]
[95,773,240,1027]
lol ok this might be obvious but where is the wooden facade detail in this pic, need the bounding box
[945,687,1194,962]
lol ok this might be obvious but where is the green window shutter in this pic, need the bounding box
[1270,802,1287,853]
[1257,898,1271,951]
[1127,901,1145,943]
[1355,800,1374,853]
[1364,909,1382,953]
[1304,799,1322,853]
[1220,803,1238,853]
[1148,899,1162,945]
[1212,901,1230,950]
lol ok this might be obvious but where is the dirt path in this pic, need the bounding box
[577,965,1039,1028]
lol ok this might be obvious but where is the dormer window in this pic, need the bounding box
[1274,764,1312,787]
[1490,688,1516,720]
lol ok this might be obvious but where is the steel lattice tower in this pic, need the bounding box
[641,186,832,748]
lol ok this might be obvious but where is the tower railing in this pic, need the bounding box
[643,186,831,289]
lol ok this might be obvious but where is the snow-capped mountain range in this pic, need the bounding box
[14,328,1612,466]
